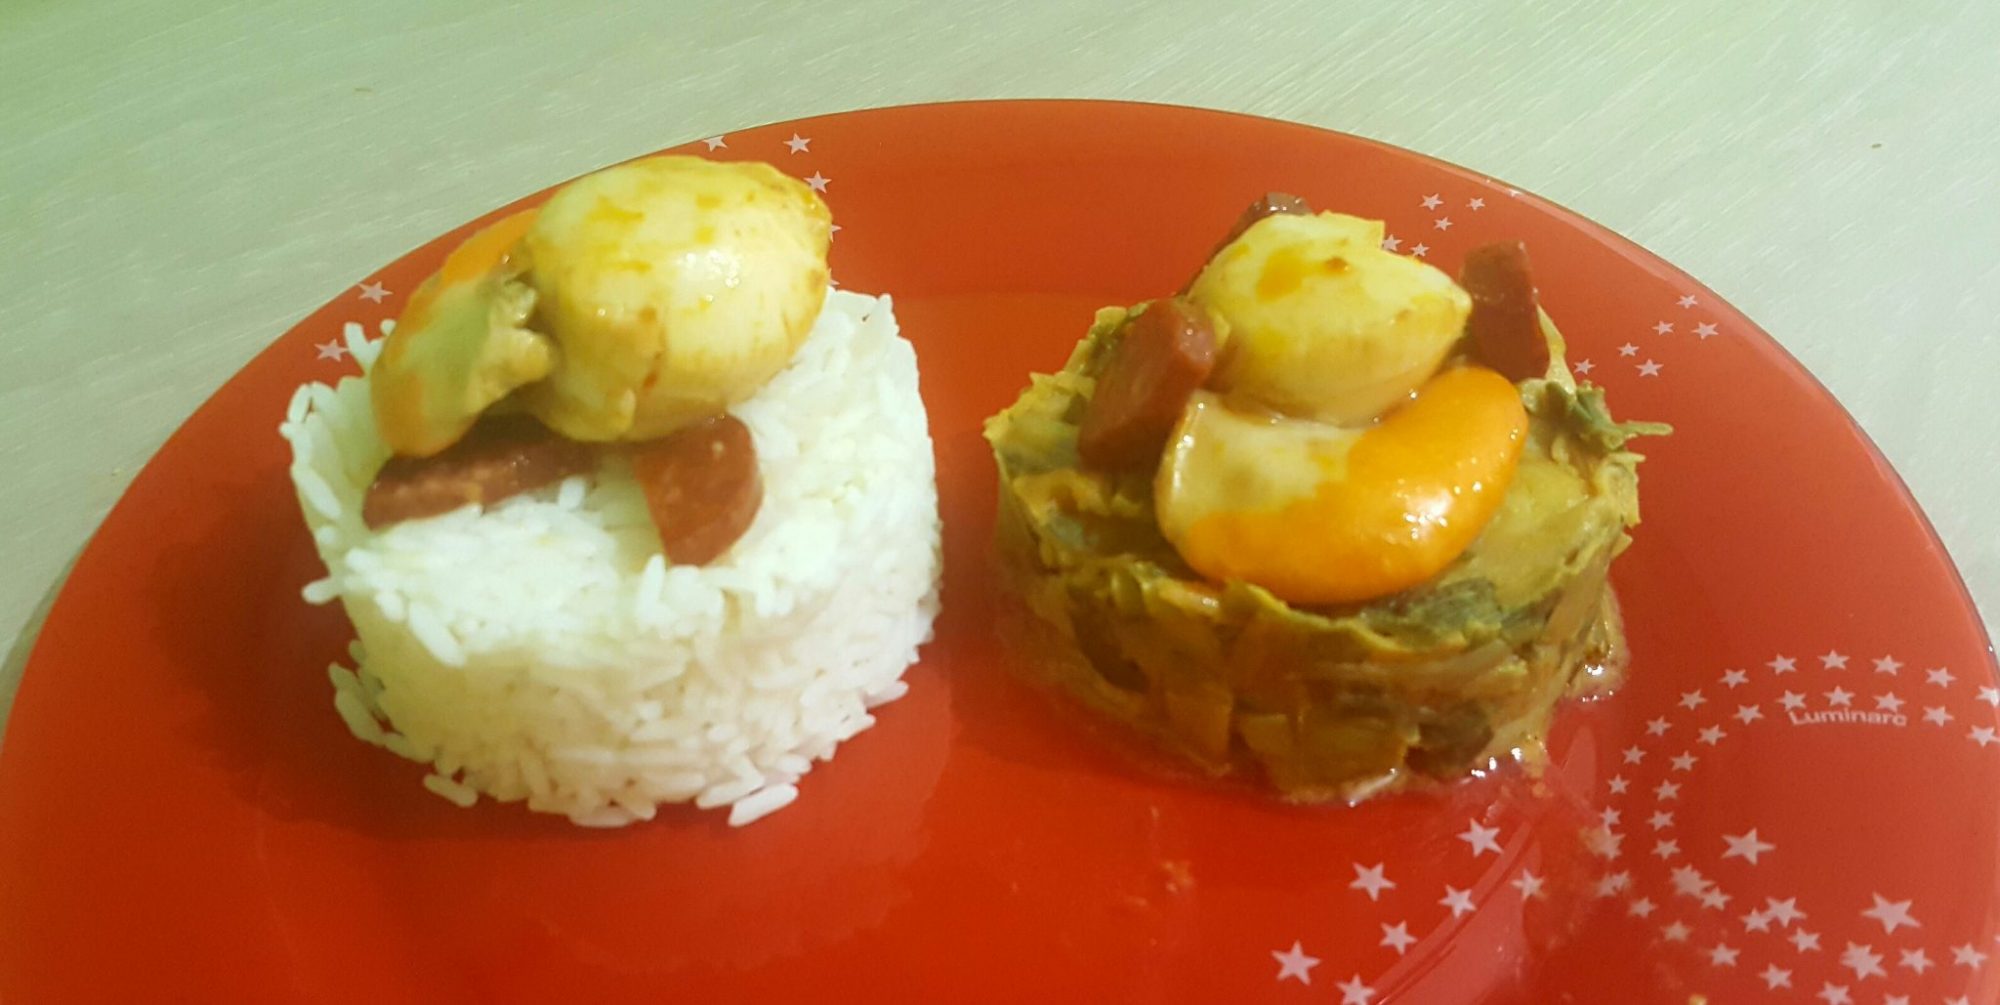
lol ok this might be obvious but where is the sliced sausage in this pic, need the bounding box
[1459,241,1550,382]
[1185,192,1312,292]
[1077,298,1219,471]
[629,414,762,566]
[362,414,596,528]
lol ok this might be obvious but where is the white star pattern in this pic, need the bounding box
[1656,780,1681,801]
[1742,910,1773,932]
[1586,827,1624,860]
[1573,359,1595,375]
[1653,321,1674,335]
[1670,752,1697,772]
[1272,940,1318,983]
[1433,217,1453,231]
[1815,982,1851,1005]
[828,223,842,237]
[1979,686,2000,706]
[1924,706,1954,726]
[1826,686,1854,708]
[1952,943,1988,967]
[1899,947,1932,974]
[1653,838,1680,860]
[1458,820,1502,857]
[1599,807,1622,828]
[1646,716,1671,736]
[783,133,810,153]
[1946,998,1973,1005]
[314,339,350,361]
[1722,829,1774,865]
[1970,725,1998,747]
[1467,197,1486,210]
[1838,942,1886,980]
[1349,862,1396,901]
[1677,295,1698,308]
[1410,243,1429,257]
[1702,888,1732,911]
[1792,929,1823,952]
[1698,726,1726,746]
[1596,871,1632,896]
[1670,865,1709,897]
[1694,321,1718,339]
[1618,342,1639,357]
[1760,963,1792,989]
[1882,996,1908,1005]
[1765,897,1806,926]
[1708,943,1739,967]
[1623,745,1646,764]
[1335,974,1376,1005]
[1421,194,1443,210]
[356,281,390,303]
[1650,810,1674,830]
[1440,885,1475,918]
[1381,235,1401,252]
[1780,691,1808,711]
[1680,690,1707,710]
[1873,655,1902,675]
[1721,668,1749,688]
[1511,871,1546,900]
[1628,897,1656,918]
[803,172,830,193]
[1636,359,1663,377]
[1662,921,1691,942]
[1821,650,1850,669]
[1735,704,1764,724]
[1873,692,1905,713]
[1608,775,1629,795]
[1927,667,1955,687]
[1380,921,1416,955]
[1856,896,1920,932]
[1769,654,1799,674]
[702,135,727,150]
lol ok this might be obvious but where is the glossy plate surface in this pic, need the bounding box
[3,101,1995,1003]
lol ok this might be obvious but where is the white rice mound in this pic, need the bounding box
[279,290,942,827]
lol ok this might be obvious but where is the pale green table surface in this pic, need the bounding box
[3,0,1996,731]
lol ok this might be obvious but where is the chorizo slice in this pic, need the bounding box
[362,414,596,528]
[1077,297,1219,471]
[629,414,763,566]
[1459,241,1550,382]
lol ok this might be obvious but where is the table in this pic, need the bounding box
[4,0,1996,731]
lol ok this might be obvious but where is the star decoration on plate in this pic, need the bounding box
[1655,780,1681,801]
[1271,940,1319,983]
[1599,807,1621,828]
[1410,242,1429,257]
[1742,909,1772,932]
[1335,974,1376,1005]
[1439,885,1475,918]
[1572,358,1595,375]
[1350,862,1395,901]
[1839,942,1885,980]
[1708,942,1739,967]
[1899,947,1933,974]
[1679,690,1706,710]
[1381,235,1401,251]
[1764,897,1806,926]
[1927,667,1955,687]
[356,281,390,303]
[1595,871,1632,897]
[1507,871,1546,902]
[1720,668,1748,688]
[1769,654,1798,673]
[1759,963,1792,989]
[1653,321,1674,335]
[1637,359,1663,377]
[1421,194,1443,210]
[1780,691,1807,711]
[1586,828,1624,861]
[1645,716,1671,736]
[1380,921,1416,955]
[784,133,810,153]
[1670,753,1696,772]
[1698,725,1726,746]
[1872,655,1902,674]
[1791,928,1822,952]
[1694,321,1718,339]
[804,171,830,193]
[1825,687,1854,708]
[1855,896,1910,935]
[1433,217,1453,231]
[1701,888,1732,911]
[1662,921,1691,942]
[1650,810,1674,830]
[1722,829,1774,865]
[1924,706,1953,725]
[1618,343,1639,357]
[1467,197,1485,210]
[1978,685,2000,706]
[1623,745,1646,765]
[315,339,350,361]
[1677,295,1698,308]
[1457,820,1502,857]
[1969,725,1997,747]
[1882,995,1909,1005]
[1953,943,1989,967]
[1607,775,1629,794]
[702,135,727,150]
[1815,982,1851,1005]
[1735,704,1764,724]
[1874,692,1905,713]
[1821,650,1850,669]
[1628,897,1656,918]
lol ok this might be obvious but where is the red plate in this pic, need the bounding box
[3,101,1995,1004]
